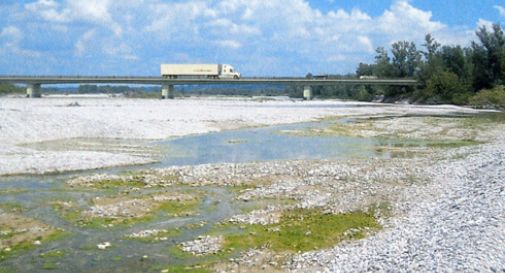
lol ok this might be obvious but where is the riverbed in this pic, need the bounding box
[0,97,504,273]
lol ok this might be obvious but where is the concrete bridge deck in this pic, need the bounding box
[0,76,419,99]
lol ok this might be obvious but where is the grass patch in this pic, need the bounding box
[39,249,65,258]
[158,199,199,217]
[279,120,377,138]
[0,203,24,213]
[0,229,67,261]
[52,193,200,228]
[86,178,146,189]
[217,208,380,253]
[0,189,28,195]
[227,184,258,193]
[57,206,152,229]
[425,139,481,148]
[42,261,59,270]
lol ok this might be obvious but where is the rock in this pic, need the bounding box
[180,235,224,256]
[97,242,111,250]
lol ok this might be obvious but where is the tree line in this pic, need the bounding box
[0,83,24,95]
[291,23,505,108]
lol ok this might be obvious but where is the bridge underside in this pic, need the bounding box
[0,76,418,100]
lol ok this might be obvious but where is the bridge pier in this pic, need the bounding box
[161,84,174,99]
[26,83,41,98]
[303,86,313,100]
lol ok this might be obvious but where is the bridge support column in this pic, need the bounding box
[303,86,313,100]
[26,83,41,98]
[161,84,174,99]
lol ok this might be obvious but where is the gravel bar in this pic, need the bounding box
[290,137,505,272]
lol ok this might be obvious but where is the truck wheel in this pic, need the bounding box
[234,75,239,79]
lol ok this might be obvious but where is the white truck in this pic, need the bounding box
[160,64,241,79]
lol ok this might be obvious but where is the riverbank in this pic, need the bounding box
[0,97,482,176]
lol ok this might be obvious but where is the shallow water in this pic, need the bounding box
[152,121,403,167]
[0,117,461,272]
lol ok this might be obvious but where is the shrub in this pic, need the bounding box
[469,85,505,109]
[0,83,24,95]
[426,71,469,104]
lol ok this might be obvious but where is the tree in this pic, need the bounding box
[472,24,505,89]
[426,71,469,104]
[440,45,473,82]
[0,83,24,95]
[373,47,394,77]
[356,63,374,77]
[391,41,421,77]
[422,34,441,59]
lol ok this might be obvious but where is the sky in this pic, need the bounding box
[0,0,504,77]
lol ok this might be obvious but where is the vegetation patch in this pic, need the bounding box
[67,172,182,189]
[0,203,24,213]
[52,192,199,228]
[67,174,147,189]
[425,139,481,148]
[279,121,377,138]
[216,208,380,253]
[162,209,379,271]
[39,250,65,271]
[0,189,28,196]
[39,249,65,258]
[0,213,66,261]
[469,85,505,109]
[158,199,200,217]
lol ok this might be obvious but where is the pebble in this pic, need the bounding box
[97,242,111,250]
[180,235,224,256]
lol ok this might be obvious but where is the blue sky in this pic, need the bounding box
[0,0,504,76]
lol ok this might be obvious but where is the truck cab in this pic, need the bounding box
[220,64,241,79]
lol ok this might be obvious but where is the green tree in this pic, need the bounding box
[421,34,441,59]
[356,63,375,77]
[373,47,394,77]
[391,41,421,77]
[0,83,24,95]
[426,71,470,104]
[472,24,505,89]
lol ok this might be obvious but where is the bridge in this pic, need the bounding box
[0,76,419,100]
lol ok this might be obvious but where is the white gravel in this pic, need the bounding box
[180,235,224,256]
[289,136,505,272]
[0,97,480,176]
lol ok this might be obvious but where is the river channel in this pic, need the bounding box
[0,117,451,272]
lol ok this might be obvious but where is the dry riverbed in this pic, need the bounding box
[0,97,481,176]
[0,97,504,272]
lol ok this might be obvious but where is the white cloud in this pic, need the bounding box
[477,18,494,30]
[206,18,261,35]
[357,36,374,53]
[74,29,96,56]
[25,0,122,36]
[216,40,242,49]
[103,42,139,61]
[0,26,41,58]
[377,1,445,40]
[0,26,22,41]
[495,5,505,17]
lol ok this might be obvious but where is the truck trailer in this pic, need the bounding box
[160,64,241,79]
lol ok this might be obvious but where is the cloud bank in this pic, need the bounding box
[0,0,496,76]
